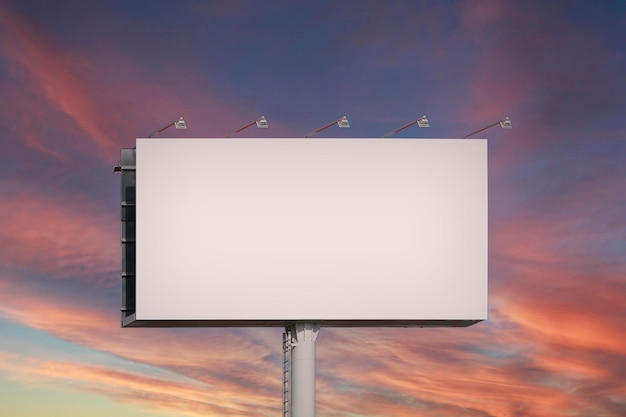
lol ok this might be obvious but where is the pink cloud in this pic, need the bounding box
[0,3,116,153]
[458,1,528,127]
[0,2,250,164]
[315,320,622,417]
[457,0,623,167]
[0,180,118,282]
[489,167,626,271]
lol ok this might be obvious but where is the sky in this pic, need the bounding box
[0,0,625,416]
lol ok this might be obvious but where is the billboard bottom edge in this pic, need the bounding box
[121,318,485,328]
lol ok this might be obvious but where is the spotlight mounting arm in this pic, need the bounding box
[463,117,512,139]
[305,116,350,138]
[226,116,268,138]
[382,115,429,138]
[148,117,186,138]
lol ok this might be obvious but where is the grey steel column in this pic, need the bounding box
[288,322,320,417]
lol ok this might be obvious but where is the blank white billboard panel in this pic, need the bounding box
[128,138,487,327]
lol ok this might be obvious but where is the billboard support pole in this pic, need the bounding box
[286,322,320,417]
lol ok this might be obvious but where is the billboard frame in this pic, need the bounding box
[120,138,488,328]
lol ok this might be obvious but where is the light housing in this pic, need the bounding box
[255,116,268,128]
[174,117,187,129]
[499,117,512,129]
[337,116,350,128]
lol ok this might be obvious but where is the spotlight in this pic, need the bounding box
[463,117,512,139]
[305,116,350,138]
[148,117,187,138]
[227,116,269,137]
[174,117,187,129]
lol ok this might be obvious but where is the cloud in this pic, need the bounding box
[0,2,116,154]
[458,1,625,148]
[313,317,625,416]
[2,258,625,417]
[0,353,277,417]
[0,2,250,164]
[489,145,626,272]
[0,2,624,417]
[0,180,118,283]
[0,274,284,415]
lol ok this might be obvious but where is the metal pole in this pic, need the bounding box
[286,322,320,417]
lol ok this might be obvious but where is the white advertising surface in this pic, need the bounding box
[129,138,487,327]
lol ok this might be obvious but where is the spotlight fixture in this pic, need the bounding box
[255,116,269,128]
[226,116,269,138]
[499,117,512,129]
[463,117,512,139]
[382,115,429,138]
[114,116,186,171]
[305,116,350,138]
[148,117,187,138]
[337,116,350,129]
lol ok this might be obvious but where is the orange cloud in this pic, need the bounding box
[0,352,277,417]
[499,276,626,356]
[0,275,284,416]
[315,321,622,417]
[2,267,624,417]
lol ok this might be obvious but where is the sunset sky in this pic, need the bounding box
[1,1,625,416]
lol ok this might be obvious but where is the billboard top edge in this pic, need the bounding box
[134,137,487,141]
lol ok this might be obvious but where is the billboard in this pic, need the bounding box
[121,138,487,327]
